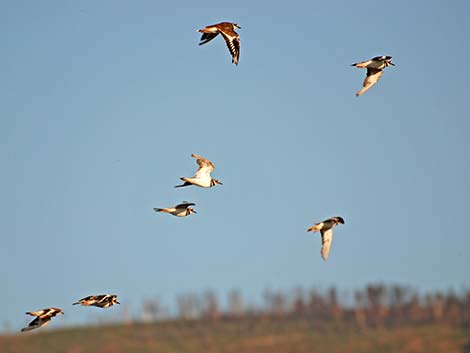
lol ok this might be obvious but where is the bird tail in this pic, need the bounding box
[153,208,168,213]
[21,326,34,332]
[174,178,192,188]
[351,61,368,68]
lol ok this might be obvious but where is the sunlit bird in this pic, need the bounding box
[198,22,241,65]
[175,154,222,188]
[351,55,394,96]
[21,307,63,332]
[153,201,197,217]
[73,294,120,308]
[307,216,345,261]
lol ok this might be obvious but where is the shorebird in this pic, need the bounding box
[153,202,197,217]
[198,22,241,65]
[175,154,222,188]
[307,217,345,261]
[351,56,394,96]
[21,307,63,332]
[73,294,120,308]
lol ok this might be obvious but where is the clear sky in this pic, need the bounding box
[1,0,469,331]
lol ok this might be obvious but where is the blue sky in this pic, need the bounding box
[1,0,469,331]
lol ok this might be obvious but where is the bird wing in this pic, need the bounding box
[307,222,323,232]
[95,295,113,306]
[22,316,46,331]
[320,228,334,261]
[95,295,109,303]
[175,202,195,209]
[199,32,219,45]
[356,68,383,96]
[192,154,215,178]
[44,308,62,318]
[219,30,240,65]
[28,317,41,326]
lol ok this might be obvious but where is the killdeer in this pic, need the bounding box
[175,154,222,188]
[73,294,120,308]
[21,307,63,332]
[153,201,197,217]
[307,217,345,261]
[198,22,241,65]
[351,56,394,96]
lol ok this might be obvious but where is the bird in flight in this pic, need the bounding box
[153,202,197,217]
[175,154,222,188]
[21,307,64,332]
[198,22,241,65]
[307,216,345,261]
[351,56,394,96]
[73,294,120,308]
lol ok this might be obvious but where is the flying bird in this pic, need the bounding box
[307,217,345,261]
[198,22,241,65]
[175,154,222,188]
[21,307,63,332]
[153,202,197,217]
[73,294,120,308]
[351,56,394,96]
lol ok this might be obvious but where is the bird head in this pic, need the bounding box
[211,178,223,186]
[384,56,395,66]
[187,207,197,215]
[112,295,120,305]
[335,217,345,225]
[233,23,241,29]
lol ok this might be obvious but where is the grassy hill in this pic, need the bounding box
[0,317,467,353]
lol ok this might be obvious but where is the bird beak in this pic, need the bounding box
[193,210,197,213]
[219,181,223,185]
[390,62,395,66]
[116,301,120,305]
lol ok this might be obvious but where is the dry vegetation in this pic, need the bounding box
[0,318,468,353]
[2,285,468,353]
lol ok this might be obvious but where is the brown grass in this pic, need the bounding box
[0,317,466,353]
